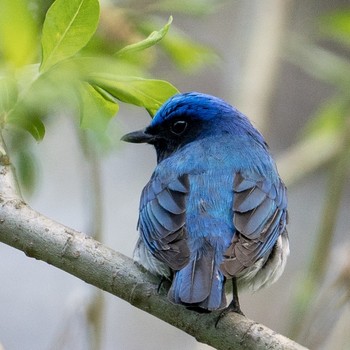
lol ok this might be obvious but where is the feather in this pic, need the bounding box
[123,92,289,311]
[222,172,288,278]
[168,175,189,193]
[157,188,186,214]
[234,186,267,212]
[138,174,190,271]
[168,242,226,310]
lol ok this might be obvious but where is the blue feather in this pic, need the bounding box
[123,92,289,311]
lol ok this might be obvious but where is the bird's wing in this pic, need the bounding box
[138,174,190,271]
[221,172,288,276]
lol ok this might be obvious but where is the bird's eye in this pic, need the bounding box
[170,120,188,135]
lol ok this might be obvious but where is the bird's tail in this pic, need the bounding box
[168,244,226,311]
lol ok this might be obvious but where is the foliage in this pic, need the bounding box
[0,2,220,349]
[0,0,217,194]
[287,9,350,345]
[0,0,179,142]
[291,12,350,142]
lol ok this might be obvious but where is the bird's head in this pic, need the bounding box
[121,92,265,162]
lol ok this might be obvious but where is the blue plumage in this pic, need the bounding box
[122,92,289,313]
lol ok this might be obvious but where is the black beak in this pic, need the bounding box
[121,129,155,144]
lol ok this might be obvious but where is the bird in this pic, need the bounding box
[121,92,289,315]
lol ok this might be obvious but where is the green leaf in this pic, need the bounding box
[7,105,45,141]
[116,16,173,57]
[89,74,179,116]
[319,10,350,48]
[16,149,38,196]
[0,77,18,115]
[0,0,37,66]
[160,30,218,72]
[69,56,147,78]
[40,0,100,72]
[80,82,119,136]
[4,66,49,141]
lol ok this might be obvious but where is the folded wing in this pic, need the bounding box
[221,172,288,277]
[138,174,190,271]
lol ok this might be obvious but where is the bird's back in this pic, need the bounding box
[140,133,286,309]
[126,92,289,312]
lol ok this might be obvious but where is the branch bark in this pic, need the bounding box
[0,136,307,350]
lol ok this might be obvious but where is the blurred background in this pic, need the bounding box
[1,0,350,349]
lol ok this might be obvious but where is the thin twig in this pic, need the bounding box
[79,130,105,350]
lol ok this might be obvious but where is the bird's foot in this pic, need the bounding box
[215,299,244,328]
[157,276,171,294]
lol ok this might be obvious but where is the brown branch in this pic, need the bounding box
[0,135,307,350]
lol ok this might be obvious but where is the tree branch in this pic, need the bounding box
[0,136,307,350]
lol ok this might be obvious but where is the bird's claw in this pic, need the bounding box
[215,302,244,328]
